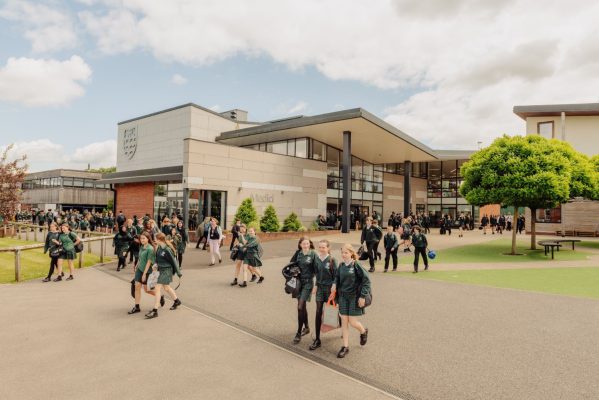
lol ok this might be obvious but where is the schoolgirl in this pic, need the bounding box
[329,244,370,358]
[290,237,316,344]
[240,227,263,286]
[145,233,182,319]
[309,239,338,350]
[401,218,412,252]
[175,220,188,267]
[207,217,223,266]
[360,217,377,273]
[106,213,115,233]
[113,224,133,272]
[230,223,247,286]
[383,225,399,272]
[411,225,429,273]
[161,217,173,236]
[128,232,165,314]
[52,223,81,281]
[42,222,62,282]
[126,218,139,265]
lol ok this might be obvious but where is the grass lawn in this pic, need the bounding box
[0,238,109,283]
[578,241,599,250]
[399,238,591,264]
[394,267,599,299]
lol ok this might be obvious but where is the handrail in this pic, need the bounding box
[5,222,110,237]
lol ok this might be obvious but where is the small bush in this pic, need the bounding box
[260,205,280,232]
[234,198,258,225]
[298,225,308,232]
[282,212,302,232]
[247,220,261,232]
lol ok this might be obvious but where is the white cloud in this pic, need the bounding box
[286,101,308,115]
[170,73,187,85]
[77,0,599,148]
[1,139,116,172]
[0,56,92,107]
[0,0,78,53]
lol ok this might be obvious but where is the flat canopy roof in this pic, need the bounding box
[216,108,438,163]
[514,103,599,119]
[98,166,183,185]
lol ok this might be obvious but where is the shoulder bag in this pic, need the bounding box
[354,264,372,308]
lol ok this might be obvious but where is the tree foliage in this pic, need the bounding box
[234,198,258,225]
[460,135,571,254]
[548,141,599,200]
[0,145,28,222]
[260,205,280,232]
[87,166,116,174]
[282,212,302,232]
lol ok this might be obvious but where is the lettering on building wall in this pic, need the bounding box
[251,193,274,203]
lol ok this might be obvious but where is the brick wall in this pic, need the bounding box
[115,182,154,219]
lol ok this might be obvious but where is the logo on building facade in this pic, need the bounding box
[123,127,138,159]
[251,193,274,203]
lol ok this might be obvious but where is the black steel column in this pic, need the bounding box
[342,131,352,233]
[183,188,190,230]
[404,160,411,217]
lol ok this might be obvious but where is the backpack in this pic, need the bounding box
[282,261,301,297]
[354,264,372,308]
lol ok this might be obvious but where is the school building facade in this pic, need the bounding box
[100,103,476,231]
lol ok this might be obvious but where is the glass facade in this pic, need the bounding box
[22,176,109,189]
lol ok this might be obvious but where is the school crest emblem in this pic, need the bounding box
[123,127,138,159]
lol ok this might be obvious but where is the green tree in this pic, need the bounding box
[234,198,258,225]
[260,205,280,232]
[591,155,599,172]
[106,199,114,212]
[0,144,28,222]
[87,166,116,174]
[460,135,571,254]
[282,212,302,232]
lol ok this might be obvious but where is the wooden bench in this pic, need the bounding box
[554,239,581,251]
[538,241,561,259]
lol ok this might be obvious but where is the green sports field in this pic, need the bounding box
[0,238,109,283]
[395,267,599,299]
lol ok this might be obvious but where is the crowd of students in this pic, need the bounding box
[480,213,525,235]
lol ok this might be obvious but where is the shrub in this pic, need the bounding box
[247,220,261,232]
[298,225,308,232]
[234,198,258,225]
[260,205,280,232]
[282,212,302,232]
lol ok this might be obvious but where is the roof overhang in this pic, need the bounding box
[513,103,599,120]
[216,108,438,163]
[97,166,183,185]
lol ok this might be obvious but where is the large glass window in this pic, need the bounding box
[267,141,287,155]
[311,140,326,161]
[287,140,295,157]
[351,157,362,180]
[428,161,441,180]
[442,161,457,178]
[72,178,84,187]
[538,121,554,139]
[295,138,307,158]
[327,146,340,177]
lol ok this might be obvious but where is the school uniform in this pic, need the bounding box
[373,225,383,260]
[134,243,156,283]
[242,235,262,267]
[383,232,399,271]
[335,260,371,316]
[314,254,337,302]
[411,232,429,272]
[58,232,78,260]
[235,234,248,261]
[155,244,181,285]
[43,231,61,279]
[290,250,317,302]
[360,224,378,270]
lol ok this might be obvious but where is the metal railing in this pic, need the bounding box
[1,223,113,282]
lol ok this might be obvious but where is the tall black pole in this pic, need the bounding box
[342,131,352,233]
[404,160,411,217]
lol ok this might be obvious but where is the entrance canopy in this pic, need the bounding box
[216,108,438,163]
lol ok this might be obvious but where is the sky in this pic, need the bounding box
[1,0,599,172]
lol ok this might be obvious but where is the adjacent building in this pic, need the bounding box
[21,169,113,212]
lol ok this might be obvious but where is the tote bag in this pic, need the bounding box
[147,267,160,290]
[322,300,341,332]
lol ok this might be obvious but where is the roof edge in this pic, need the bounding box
[118,103,259,126]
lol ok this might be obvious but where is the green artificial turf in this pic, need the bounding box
[399,238,591,264]
[0,238,110,283]
[394,267,599,299]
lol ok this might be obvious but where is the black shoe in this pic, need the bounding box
[383,269,388,273]
[392,268,397,272]
[309,339,321,350]
[230,278,238,286]
[117,267,121,272]
[170,298,181,310]
[368,268,375,273]
[209,263,215,266]
[53,275,62,282]
[145,309,158,319]
[250,274,257,282]
[239,281,247,287]
[293,333,302,344]
[66,275,74,281]
[337,346,349,358]
[413,270,418,274]
[360,328,369,346]
[301,327,310,336]
[160,296,165,307]
[257,276,264,284]
[128,306,140,315]
[42,277,51,282]
[424,266,429,271]
[61,272,65,277]
[219,258,222,264]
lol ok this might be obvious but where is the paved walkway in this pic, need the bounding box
[3,231,599,399]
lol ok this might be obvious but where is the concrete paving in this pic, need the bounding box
[3,231,599,400]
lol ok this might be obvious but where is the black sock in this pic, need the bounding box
[135,304,140,309]
[297,310,303,334]
[315,302,323,340]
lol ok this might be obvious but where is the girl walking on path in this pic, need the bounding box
[383,225,399,272]
[113,225,133,272]
[53,223,81,281]
[42,222,62,282]
[329,244,370,359]
[240,227,263,286]
[309,239,338,351]
[145,233,182,319]
[290,237,316,344]
[175,220,188,268]
[230,224,247,286]
[129,232,165,314]
[207,218,223,266]
[411,226,429,273]
[360,217,378,273]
